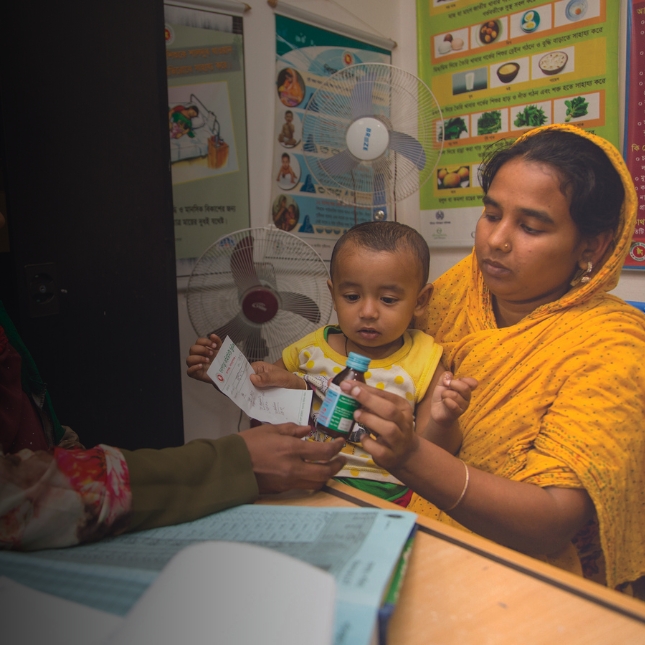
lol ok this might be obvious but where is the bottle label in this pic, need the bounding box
[316,383,360,434]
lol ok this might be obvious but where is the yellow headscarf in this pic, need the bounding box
[411,124,645,590]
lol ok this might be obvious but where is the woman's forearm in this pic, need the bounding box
[394,438,594,555]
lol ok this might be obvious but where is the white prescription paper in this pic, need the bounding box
[207,336,312,425]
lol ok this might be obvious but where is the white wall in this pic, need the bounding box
[179,0,644,443]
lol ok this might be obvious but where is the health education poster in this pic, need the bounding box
[271,15,391,261]
[165,5,250,276]
[624,0,645,269]
[417,0,620,247]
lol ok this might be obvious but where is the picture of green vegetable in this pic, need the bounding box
[514,105,547,128]
[477,110,502,135]
[440,117,468,141]
[564,96,589,122]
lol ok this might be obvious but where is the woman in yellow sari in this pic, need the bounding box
[343,124,645,594]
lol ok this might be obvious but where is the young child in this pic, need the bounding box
[276,152,297,184]
[278,110,297,147]
[187,222,476,505]
[169,105,198,139]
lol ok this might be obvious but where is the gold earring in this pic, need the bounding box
[570,261,593,286]
[580,261,593,283]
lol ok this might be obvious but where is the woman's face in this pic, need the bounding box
[475,158,587,320]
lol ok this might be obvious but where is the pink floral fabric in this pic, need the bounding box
[0,445,132,550]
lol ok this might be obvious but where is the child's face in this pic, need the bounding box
[328,243,431,359]
[281,156,290,169]
[187,108,198,118]
[285,112,293,123]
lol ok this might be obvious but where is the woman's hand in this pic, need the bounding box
[240,423,346,493]
[339,380,421,472]
[185,334,222,384]
[250,361,307,390]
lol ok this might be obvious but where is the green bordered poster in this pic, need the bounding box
[417,0,620,247]
[165,5,250,276]
[271,14,391,261]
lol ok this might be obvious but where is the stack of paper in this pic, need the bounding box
[0,506,417,645]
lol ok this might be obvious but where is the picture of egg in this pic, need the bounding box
[520,10,540,33]
[451,37,464,51]
[479,20,501,45]
[565,0,587,21]
[438,41,452,54]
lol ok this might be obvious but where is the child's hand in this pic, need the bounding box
[431,372,477,426]
[185,334,222,384]
[249,362,307,390]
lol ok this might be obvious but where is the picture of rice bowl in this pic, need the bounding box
[539,51,568,76]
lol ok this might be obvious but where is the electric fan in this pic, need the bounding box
[187,227,333,364]
[302,63,443,211]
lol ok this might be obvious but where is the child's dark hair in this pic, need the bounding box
[188,105,199,115]
[285,110,293,117]
[282,153,290,160]
[330,221,430,285]
[478,129,624,238]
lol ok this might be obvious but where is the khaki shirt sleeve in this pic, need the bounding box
[121,434,259,533]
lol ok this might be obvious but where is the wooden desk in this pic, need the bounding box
[260,482,645,645]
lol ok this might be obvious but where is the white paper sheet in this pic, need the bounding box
[105,542,335,645]
[0,576,123,645]
[207,336,312,425]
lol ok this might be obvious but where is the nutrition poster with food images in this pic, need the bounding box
[165,5,250,276]
[623,0,645,270]
[271,14,391,261]
[417,0,620,247]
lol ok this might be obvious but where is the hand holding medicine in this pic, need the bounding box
[338,379,420,472]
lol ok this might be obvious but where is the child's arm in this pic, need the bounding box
[185,333,223,385]
[414,365,477,454]
[250,358,307,390]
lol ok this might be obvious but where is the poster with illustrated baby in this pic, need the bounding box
[270,14,392,261]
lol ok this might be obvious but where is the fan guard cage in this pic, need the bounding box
[302,63,443,209]
[187,227,333,364]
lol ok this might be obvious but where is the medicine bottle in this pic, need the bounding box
[316,352,371,439]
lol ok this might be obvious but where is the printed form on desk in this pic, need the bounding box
[0,506,417,645]
[207,335,312,425]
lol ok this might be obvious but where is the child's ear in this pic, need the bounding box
[327,279,337,311]
[414,283,433,315]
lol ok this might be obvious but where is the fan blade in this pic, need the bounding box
[230,235,260,293]
[319,149,360,176]
[388,130,427,171]
[244,329,269,363]
[280,292,321,324]
[350,71,376,120]
[210,313,257,346]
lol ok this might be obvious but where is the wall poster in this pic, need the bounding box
[624,0,645,270]
[271,14,391,261]
[165,4,250,276]
[417,0,620,247]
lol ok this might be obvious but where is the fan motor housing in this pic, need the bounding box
[241,287,280,324]
[346,117,390,161]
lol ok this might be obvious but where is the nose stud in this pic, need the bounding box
[503,243,510,251]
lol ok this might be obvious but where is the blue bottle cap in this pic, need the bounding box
[346,352,371,372]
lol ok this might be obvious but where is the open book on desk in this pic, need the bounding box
[0,505,417,645]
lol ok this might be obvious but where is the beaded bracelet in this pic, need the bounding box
[443,459,470,512]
